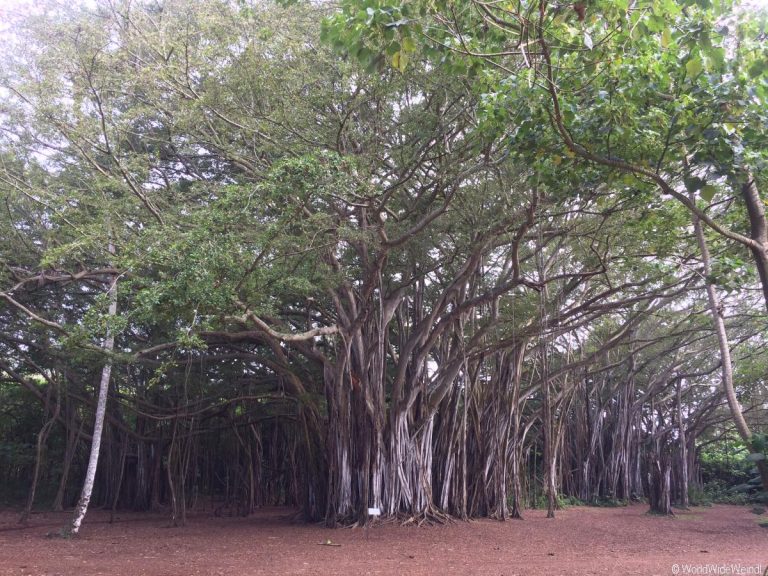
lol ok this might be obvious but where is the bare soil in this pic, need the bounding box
[0,505,765,576]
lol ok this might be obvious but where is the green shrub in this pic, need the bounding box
[687,486,712,507]
[531,493,583,509]
[700,480,750,505]
[559,495,584,507]
[590,497,629,508]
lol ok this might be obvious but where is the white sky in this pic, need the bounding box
[1,0,766,45]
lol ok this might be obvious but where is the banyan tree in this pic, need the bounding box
[0,0,766,530]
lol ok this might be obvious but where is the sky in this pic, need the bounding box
[1,0,767,35]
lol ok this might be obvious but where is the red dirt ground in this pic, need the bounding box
[0,505,765,576]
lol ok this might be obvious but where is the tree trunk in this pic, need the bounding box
[510,345,526,519]
[676,380,689,509]
[543,374,557,518]
[67,263,118,536]
[692,195,768,492]
[741,172,768,310]
[647,407,673,516]
[20,383,60,523]
[53,410,83,512]
[109,431,129,523]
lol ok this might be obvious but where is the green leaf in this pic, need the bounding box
[748,60,766,79]
[402,36,416,52]
[661,28,672,48]
[391,50,409,72]
[646,14,665,33]
[398,50,409,72]
[700,184,717,202]
[385,41,401,56]
[686,57,703,78]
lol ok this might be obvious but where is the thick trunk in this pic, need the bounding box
[647,429,673,514]
[324,344,353,525]
[646,403,673,515]
[739,173,768,490]
[741,172,768,310]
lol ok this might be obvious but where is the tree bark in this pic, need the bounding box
[67,261,118,536]
[676,380,689,509]
[741,172,768,310]
[691,197,768,492]
[53,411,83,512]
[20,382,60,524]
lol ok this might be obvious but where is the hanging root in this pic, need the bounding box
[400,506,454,527]
[335,506,455,528]
[345,515,397,529]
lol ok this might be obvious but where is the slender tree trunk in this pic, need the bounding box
[676,380,689,509]
[20,383,60,524]
[692,197,768,492]
[53,406,83,512]
[543,371,557,518]
[510,344,526,519]
[536,230,557,519]
[109,431,129,523]
[167,419,180,526]
[67,258,118,536]
[150,438,164,511]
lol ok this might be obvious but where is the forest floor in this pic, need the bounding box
[0,504,765,576]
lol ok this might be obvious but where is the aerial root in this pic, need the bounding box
[336,508,455,528]
[400,508,454,526]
